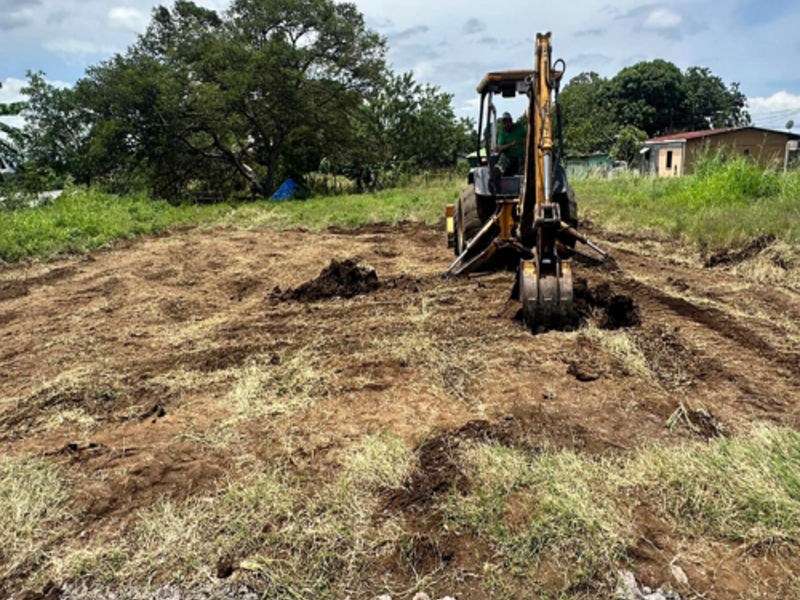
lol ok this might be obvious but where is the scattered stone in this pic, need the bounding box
[215,556,235,579]
[412,594,431,600]
[567,361,601,382]
[615,570,681,600]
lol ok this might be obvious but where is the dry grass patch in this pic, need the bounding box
[632,425,800,544]
[0,456,72,581]
[375,325,488,408]
[54,434,412,597]
[447,443,630,591]
[0,368,121,438]
[580,326,652,381]
[229,344,335,420]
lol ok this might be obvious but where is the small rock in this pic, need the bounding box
[412,594,431,600]
[376,595,393,600]
[615,570,644,599]
[670,564,689,586]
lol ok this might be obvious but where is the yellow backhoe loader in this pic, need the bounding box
[445,32,608,331]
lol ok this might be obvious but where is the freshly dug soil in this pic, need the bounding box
[273,259,380,302]
[574,278,642,329]
[2,219,800,600]
[705,235,775,268]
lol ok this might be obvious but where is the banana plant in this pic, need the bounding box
[0,82,27,172]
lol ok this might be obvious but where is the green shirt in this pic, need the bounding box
[498,123,527,158]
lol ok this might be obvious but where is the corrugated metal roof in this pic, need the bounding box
[646,126,800,143]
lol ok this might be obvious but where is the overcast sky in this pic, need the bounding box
[2,0,800,130]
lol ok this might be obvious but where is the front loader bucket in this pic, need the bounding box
[519,258,574,331]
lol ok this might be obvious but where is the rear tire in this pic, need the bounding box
[454,185,494,256]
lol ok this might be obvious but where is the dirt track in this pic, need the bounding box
[1,220,799,599]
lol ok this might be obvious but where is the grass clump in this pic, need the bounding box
[573,157,800,249]
[633,425,800,543]
[0,456,71,579]
[228,346,334,419]
[339,433,415,493]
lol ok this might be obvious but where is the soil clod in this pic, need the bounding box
[273,259,380,302]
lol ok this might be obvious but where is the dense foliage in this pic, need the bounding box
[8,0,474,199]
[561,61,750,156]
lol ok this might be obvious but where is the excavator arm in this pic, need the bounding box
[516,32,574,330]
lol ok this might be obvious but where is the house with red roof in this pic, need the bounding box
[641,127,800,177]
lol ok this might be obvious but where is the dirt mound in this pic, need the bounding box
[574,278,641,329]
[705,235,775,268]
[273,259,380,302]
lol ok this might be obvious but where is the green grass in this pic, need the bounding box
[573,158,800,249]
[0,180,459,264]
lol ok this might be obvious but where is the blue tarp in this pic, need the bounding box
[271,178,301,201]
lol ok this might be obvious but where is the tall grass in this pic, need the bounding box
[573,156,800,249]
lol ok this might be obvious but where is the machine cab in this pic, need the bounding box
[469,70,534,199]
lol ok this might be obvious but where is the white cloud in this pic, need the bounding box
[644,8,683,30]
[43,38,118,57]
[109,6,149,33]
[0,77,27,104]
[0,7,35,31]
[748,91,800,127]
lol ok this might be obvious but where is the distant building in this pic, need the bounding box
[565,152,612,178]
[641,127,800,177]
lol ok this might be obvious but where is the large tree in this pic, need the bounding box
[560,72,617,155]
[562,61,751,152]
[606,60,686,137]
[681,67,750,131]
[21,74,93,182]
[80,0,387,197]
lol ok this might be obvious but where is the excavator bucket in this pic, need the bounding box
[519,258,574,331]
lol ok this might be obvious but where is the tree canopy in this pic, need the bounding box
[560,60,750,156]
[15,0,474,198]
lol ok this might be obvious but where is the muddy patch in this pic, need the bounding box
[273,259,380,302]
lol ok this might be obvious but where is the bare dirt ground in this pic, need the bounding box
[1,220,799,599]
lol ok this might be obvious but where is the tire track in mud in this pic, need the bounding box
[617,277,800,378]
